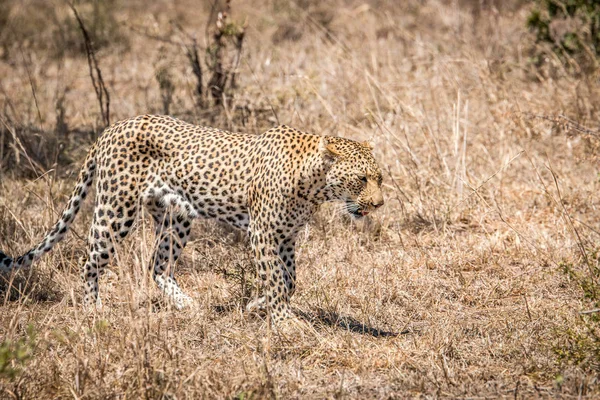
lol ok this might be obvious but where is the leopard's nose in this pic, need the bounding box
[371,189,384,209]
[372,199,384,208]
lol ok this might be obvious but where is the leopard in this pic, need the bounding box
[0,115,384,323]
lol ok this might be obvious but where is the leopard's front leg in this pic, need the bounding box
[248,227,294,323]
[279,237,297,298]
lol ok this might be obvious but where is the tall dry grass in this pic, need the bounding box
[1,0,599,398]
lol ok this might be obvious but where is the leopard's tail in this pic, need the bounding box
[0,144,97,273]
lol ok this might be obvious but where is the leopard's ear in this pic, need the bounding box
[319,137,342,164]
[362,141,373,151]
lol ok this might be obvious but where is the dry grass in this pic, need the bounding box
[1,0,600,398]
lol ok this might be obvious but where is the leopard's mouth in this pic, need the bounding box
[351,209,369,218]
[346,202,369,218]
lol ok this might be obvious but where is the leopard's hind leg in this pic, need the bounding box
[82,195,139,308]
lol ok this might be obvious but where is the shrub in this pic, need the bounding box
[0,324,37,380]
[527,0,600,73]
[555,254,600,372]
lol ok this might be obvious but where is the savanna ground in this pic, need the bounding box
[1,0,599,398]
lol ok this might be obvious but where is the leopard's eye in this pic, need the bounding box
[359,176,368,183]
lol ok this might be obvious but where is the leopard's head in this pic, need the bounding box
[320,136,384,218]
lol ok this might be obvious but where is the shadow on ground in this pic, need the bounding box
[212,303,408,337]
[296,308,408,338]
[0,269,63,304]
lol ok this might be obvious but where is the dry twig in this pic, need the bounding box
[68,2,110,128]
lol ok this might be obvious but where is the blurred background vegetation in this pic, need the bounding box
[1,0,596,179]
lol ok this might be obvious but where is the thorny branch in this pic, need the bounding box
[68,2,110,128]
[517,112,600,138]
